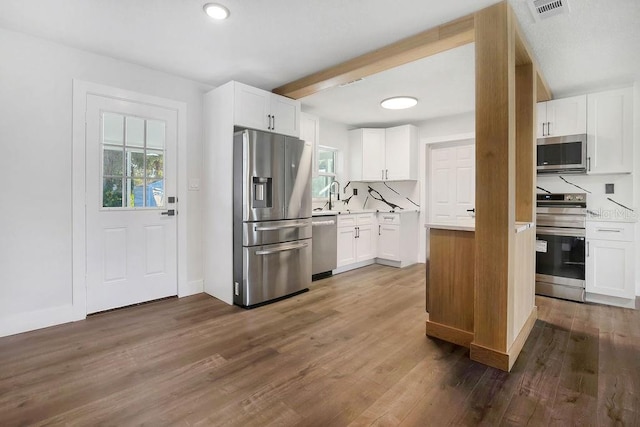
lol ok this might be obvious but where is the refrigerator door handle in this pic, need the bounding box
[254,222,308,231]
[255,241,309,255]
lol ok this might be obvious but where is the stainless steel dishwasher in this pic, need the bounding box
[311,214,337,280]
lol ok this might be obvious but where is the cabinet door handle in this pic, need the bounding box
[586,241,590,257]
[547,121,551,136]
[542,122,546,136]
[596,228,622,233]
[267,114,272,130]
[381,169,384,180]
[385,169,388,180]
[379,225,381,235]
[587,156,591,172]
[272,115,275,130]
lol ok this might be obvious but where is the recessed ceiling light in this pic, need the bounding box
[203,3,230,20]
[380,96,418,110]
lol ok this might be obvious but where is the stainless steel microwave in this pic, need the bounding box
[536,133,587,174]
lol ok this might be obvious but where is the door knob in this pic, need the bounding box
[161,209,176,216]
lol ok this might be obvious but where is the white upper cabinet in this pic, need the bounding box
[385,125,419,180]
[586,87,633,174]
[349,124,418,181]
[537,94,587,138]
[300,113,320,177]
[233,82,300,137]
[350,128,386,181]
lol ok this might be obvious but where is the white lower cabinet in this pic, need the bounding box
[376,212,419,267]
[336,213,376,269]
[377,223,400,260]
[336,226,357,266]
[586,221,635,306]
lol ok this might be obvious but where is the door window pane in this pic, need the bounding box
[125,116,145,147]
[147,178,165,207]
[127,149,145,177]
[146,151,164,178]
[101,113,166,208]
[103,113,124,144]
[103,147,124,176]
[103,178,123,207]
[126,178,146,207]
[147,120,165,149]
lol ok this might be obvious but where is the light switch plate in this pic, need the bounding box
[189,178,200,191]
[605,183,614,194]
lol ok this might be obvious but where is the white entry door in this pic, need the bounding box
[85,95,178,314]
[429,143,475,222]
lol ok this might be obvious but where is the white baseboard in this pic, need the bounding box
[0,304,84,338]
[586,292,636,309]
[375,258,401,268]
[333,259,375,274]
[180,279,204,297]
[375,258,420,268]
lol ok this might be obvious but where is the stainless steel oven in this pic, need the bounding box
[535,193,587,302]
[537,133,587,174]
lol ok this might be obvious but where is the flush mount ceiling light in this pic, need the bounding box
[380,96,418,110]
[203,3,230,20]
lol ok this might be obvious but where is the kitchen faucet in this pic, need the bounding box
[328,180,341,210]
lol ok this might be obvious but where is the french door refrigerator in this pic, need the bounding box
[233,129,313,307]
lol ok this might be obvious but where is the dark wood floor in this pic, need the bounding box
[1,264,639,426]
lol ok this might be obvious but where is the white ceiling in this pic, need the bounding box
[301,43,476,128]
[1,0,638,126]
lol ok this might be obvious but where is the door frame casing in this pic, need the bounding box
[72,79,188,320]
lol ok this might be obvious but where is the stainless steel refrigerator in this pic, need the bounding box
[233,129,313,307]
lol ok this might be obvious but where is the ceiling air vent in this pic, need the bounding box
[527,0,571,22]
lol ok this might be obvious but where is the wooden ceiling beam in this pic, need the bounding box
[272,14,475,100]
[514,20,552,102]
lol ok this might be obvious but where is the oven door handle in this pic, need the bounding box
[537,227,585,238]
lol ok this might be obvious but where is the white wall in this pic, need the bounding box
[0,28,209,335]
[634,80,640,295]
[415,111,475,139]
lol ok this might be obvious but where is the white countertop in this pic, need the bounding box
[425,220,475,232]
[424,220,535,233]
[515,222,535,233]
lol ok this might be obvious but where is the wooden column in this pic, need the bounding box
[516,63,536,223]
[471,1,536,372]
[509,61,538,359]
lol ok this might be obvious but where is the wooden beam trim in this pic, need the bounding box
[273,14,475,99]
[470,342,510,371]
[536,72,552,102]
[473,0,514,351]
[513,17,552,101]
[426,320,474,348]
[505,306,537,371]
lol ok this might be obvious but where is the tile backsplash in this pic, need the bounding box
[314,180,420,212]
[537,173,636,221]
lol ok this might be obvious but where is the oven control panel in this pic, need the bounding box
[537,193,587,207]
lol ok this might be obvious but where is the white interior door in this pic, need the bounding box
[85,95,178,314]
[429,143,475,222]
